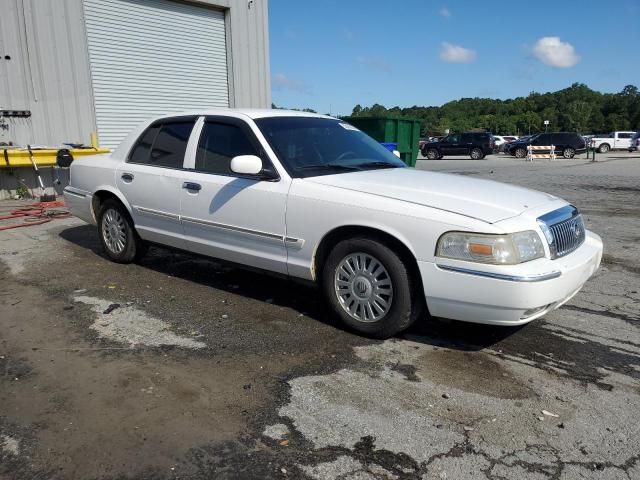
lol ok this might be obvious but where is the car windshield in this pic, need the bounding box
[254,116,406,178]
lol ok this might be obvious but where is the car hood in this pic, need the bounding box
[305,168,558,224]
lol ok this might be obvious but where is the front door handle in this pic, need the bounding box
[182,182,201,191]
[121,173,134,182]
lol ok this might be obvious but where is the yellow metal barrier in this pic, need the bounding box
[1,147,111,168]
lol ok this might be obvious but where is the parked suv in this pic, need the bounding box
[505,132,586,159]
[421,132,494,160]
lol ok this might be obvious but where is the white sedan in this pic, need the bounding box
[64,110,603,338]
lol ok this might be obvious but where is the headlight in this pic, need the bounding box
[436,231,545,265]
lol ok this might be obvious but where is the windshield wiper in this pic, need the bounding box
[356,161,403,169]
[297,163,361,171]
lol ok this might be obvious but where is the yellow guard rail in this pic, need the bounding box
[1,146,111,168]
[1,132,110,168]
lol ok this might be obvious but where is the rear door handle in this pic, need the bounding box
[121,173,134,182]
[182,182,201,191]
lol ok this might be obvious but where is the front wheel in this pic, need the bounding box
[563,147,575,159]
[426,148,440,160]
[515,147,527,158]
[98,199,147,263]
[322,238,421,338]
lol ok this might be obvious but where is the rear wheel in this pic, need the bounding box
[97,199,147,263]
[322,237,421,338]
[515,147,527,158]
[563,147,575,159]
[470,148,483,160]
[598,143,610,154]
[426,148,440,160]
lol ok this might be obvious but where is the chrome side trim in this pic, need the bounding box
[285,236,305,249]
[63,187,86,198]
[436,264,561,282]
[135,206,180,220]
[182,216,285,242]
[133,209,304,246]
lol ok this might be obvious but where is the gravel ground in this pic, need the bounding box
[0,151,638,479]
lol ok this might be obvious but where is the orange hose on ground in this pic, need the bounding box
[0,199,69,231]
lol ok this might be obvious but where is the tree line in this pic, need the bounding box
[349,83,640,136]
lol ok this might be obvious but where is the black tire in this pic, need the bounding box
[563,147,575,159]
[515,147,527,158]
[469,147,483,160]
[321,237,422,338]
[426,148,440,160]
[97,198,147,263]
[598,143,610,154]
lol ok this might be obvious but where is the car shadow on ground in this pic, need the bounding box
[59,224,521,352]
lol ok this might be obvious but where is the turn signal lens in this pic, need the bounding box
[468,243,493,256]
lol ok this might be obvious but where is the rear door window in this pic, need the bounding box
[128,120,195,168]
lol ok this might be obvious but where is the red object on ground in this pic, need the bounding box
[0,200,69,231]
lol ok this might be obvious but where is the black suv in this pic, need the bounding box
[505,132,586,159]
[421,132,494,160]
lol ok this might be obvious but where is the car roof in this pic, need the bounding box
[155,108,335,121]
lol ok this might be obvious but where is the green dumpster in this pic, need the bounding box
[342,116,422,167]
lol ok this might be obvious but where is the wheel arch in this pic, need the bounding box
[91,187,133,224]
[425,146,440,158]
[311,225,424,297]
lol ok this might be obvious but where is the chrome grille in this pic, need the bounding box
[537,206,586,259]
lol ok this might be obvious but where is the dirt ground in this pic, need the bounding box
[1,151,639,479]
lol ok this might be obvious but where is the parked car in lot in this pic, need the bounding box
[497,135,519,153]
[629,132,640,152]
[64,110,603,338]
[493,135,507,150]
[421,132,495,159]
[505,132,586,158]
[591,131,636,153]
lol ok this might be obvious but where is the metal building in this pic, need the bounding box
[0,0,271,149]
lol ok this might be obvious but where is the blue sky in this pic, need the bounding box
[268,0,640,116]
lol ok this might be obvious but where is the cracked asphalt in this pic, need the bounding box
[1,151,639,479]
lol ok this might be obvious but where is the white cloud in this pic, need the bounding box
[439,42,476,63]
[355,56,391,72]
[532,36,580,68]
[439,7,451,18]
[272,73,312,94]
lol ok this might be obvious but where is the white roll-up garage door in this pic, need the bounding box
[83,0,229,148]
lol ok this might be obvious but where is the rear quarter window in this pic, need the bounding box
[128,120,195,168]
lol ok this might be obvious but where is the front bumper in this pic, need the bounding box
[419,231,603,326]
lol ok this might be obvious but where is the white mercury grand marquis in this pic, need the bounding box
[64,110,603,338]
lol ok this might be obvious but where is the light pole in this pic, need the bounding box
[544,120,549,133]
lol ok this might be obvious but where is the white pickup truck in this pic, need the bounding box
[591,131,637,153]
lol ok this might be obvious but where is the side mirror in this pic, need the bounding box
[230,155,263,176]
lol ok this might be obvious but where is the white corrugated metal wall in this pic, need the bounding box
[83,0,230,148]
[0,0,96,147]
[0,0,270,149]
